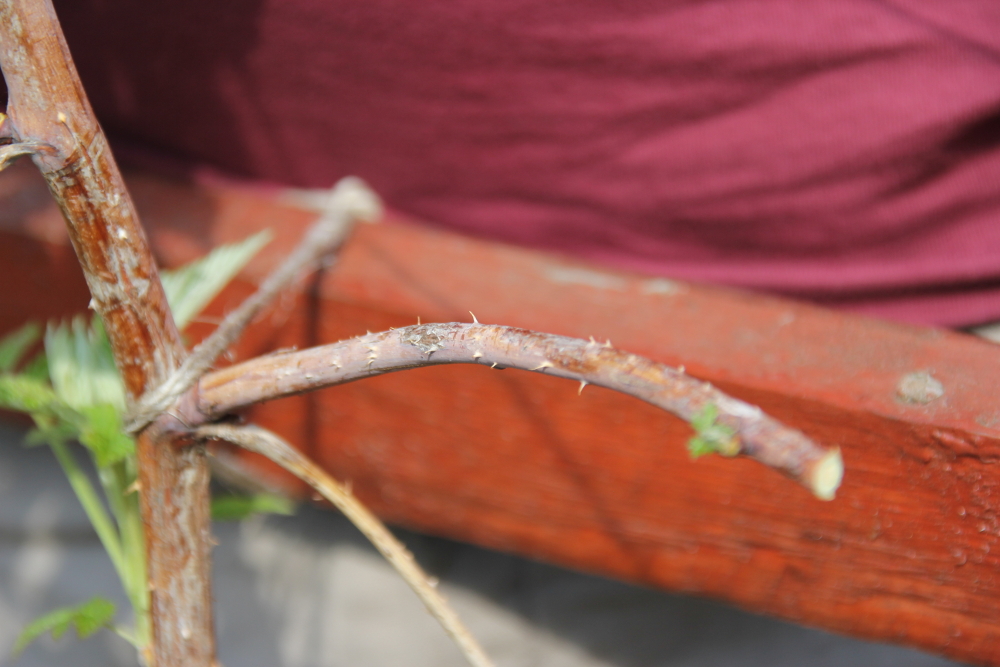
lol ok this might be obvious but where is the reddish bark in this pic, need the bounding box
[0,2,214,665]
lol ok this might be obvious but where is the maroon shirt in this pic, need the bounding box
[41,0,1000,325]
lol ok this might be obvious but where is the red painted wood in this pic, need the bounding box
[2,162,999,664]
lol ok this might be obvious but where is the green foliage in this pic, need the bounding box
[211,492,296,521]
[79,404,135,468]
[687,403,739,458]
[20,350,50,382]
[0,322,40,372]
[13,597,116,655]
[45,317,125,411]
[2,231,272,660]
[0,373,60,414]
[160,230,271,329]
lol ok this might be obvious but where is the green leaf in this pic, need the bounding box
[691,403,717,432]
[13,597,116,655]
[79,404,134,468]
[211,492,296,521]
[0,322,40,372]
[687,435,717,458]
[71,598,116,637]
[161,230,271,329]
[687,403,739,458]
[0,374,60,414]
[25,420,79,448]
[45,317,125,411]
[21,351,50,382]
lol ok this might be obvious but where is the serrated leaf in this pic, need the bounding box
[45,317,125,411]
[21,352,50,382]
[211,492,296,521]
[161,230,271,329]
[71,598,116,637]
[16,607,76,652]
[79,404,134,468]
[0,374,59,414]
[13,597,116,655]
[0,322,41,372]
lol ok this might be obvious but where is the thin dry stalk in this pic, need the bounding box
[196,423,496,667]
[125,177,381,434]
[193,323,843,499]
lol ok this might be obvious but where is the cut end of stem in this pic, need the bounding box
[807,447,843,501]
[328,176,383,222]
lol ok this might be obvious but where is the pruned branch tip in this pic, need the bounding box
[192,323,842,500]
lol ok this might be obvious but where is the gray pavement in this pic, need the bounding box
[0,420,966,666]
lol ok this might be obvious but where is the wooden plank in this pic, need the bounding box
[2,162,1000,664]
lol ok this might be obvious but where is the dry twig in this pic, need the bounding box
[192,323,843,499]
[126,177,381,434]
[196,423,495,667]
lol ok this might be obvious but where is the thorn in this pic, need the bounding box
[589,336,597,345]
[366,330,371,335]
[532,360,554,371]
[125,479,142,494]
[417,316,421,325]
[604,339,613,348]
[57,111,68,124]
[473,351,483,360]
[491,362,498,368]
[578,380,588,395]
[88,298,97,310]
[329,358,341,369]
[470,311,479,324]
[164,409,192,429]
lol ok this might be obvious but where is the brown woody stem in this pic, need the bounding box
[193,323,843,499]
[197,423,496,667]
[0,1,214,664]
